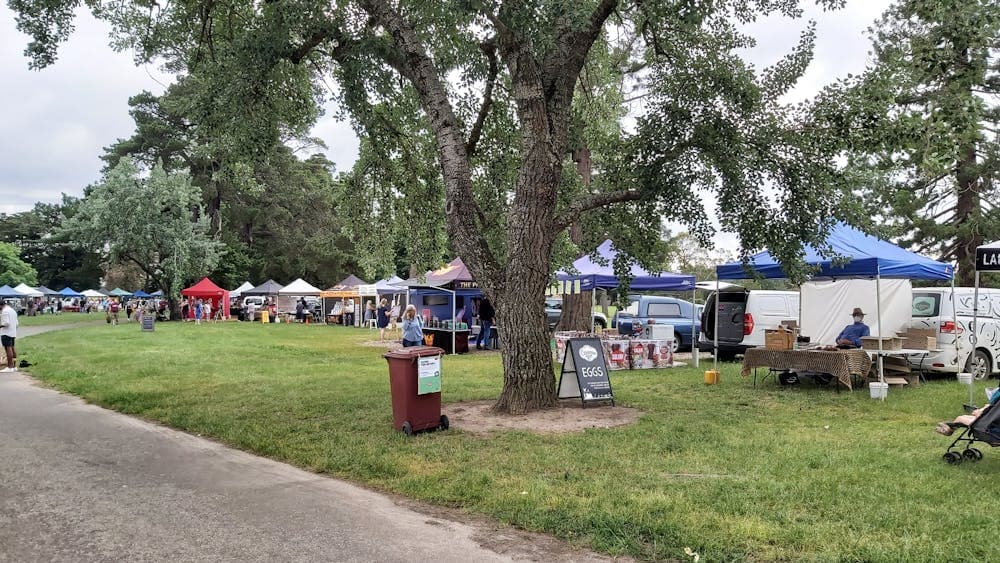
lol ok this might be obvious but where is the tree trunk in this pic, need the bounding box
[492,258,558,414]
[954,142,980,286]
[555,291,592,332]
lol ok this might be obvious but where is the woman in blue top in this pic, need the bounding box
[401,304,423,347]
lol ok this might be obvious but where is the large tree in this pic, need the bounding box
[15,0,848,412]
[66,159,225,318]
[818,0,1000,284]
[0,242,38,287]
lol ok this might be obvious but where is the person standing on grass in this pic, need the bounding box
[109,299,120,326]
[296,298,305,323]
[475,297,495,350]
[401,304,424,347]
[195,299,203,325]
[204,299,213,324]
[377,298,390,343]
[1,300,18,372]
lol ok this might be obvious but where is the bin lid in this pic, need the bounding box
[383,346,446,360]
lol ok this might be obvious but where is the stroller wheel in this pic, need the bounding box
[943,451,963,465]
[968,448,983,461]
[963,449,980,462]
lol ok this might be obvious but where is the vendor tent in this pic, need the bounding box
[375,276,407,294]
[556,239,696,292]
[556,240,697,351]
[109,288,132,297]
[0,285,22,298]
[243,279,285,297]
[277,278,322,313]
[715,223,954,391]
[229,281,254,299]
[81,289,104,299]
[97,287,112,296]
[404,258,484,354]
[58,287,83,298]
[151,290,163,297]
[320,275,366,324]
[132,290,151,298]
[35,286,60,297]
[181,277,230,319]
[13,283,43,297]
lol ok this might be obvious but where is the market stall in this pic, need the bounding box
[715,222,954,392]
[181,277,231,319]
[320,275,367,326]
[243,279,284,303]
[554,239,697,364]
[375,276,408,323]
[278,278,323,319]
[403,258,481,354]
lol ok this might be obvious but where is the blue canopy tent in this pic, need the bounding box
[556,239,697,292]
[58,287,83,297]
[132,290,152,298]
[0,285,22,299]
[150,290,163,297]
[403,258,484,354]
[556,240,698,362]
[714,223,954,391]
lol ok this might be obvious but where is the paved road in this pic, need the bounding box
[0,329,612,562]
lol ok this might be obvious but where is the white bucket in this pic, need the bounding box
[869,382,889,400]
[957,372,973,385]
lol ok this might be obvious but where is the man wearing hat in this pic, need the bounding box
[835,307,871,348]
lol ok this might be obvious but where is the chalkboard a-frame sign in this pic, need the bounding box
[558,338,614,407]
[141,315,155,332]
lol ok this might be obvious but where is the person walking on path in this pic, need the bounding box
[475,297,495,350]
[401,304,424,347]
[377,298,390,343]
[1,300,18,372]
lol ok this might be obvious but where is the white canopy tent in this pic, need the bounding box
[229,281,254,299]
[277,278,322,313]
[13,283,43,298]
[81,289,105,298]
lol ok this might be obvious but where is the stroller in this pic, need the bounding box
[942,400,1000,464]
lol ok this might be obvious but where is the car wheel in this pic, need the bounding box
[595,318,607,330]
[671,333,681,353]
[967,349,992,381]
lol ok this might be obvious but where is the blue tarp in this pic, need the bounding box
[716,223,954,281]
[557,239,696,291]
[58,287,83,297]
[0,285,22,299]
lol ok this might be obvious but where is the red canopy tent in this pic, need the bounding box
[181,277,230,319]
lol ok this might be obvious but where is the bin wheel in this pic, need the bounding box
[439,415,449,431]
[943,451,962,465]
[402,421,413,436]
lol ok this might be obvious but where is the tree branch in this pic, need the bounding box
[466,38,499,157]
[542,0,619,103]
[554,188,642,230]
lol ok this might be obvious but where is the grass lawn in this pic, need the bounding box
[16,312,108,327]
[20,322,1000,561]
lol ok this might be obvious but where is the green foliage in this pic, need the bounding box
[816,0,1000,283]
[65,159,224,308]
[0,196,102,289]
[0,241,38,286]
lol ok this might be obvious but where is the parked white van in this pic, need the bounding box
[699,288,800,360]
[907,287,1000,379]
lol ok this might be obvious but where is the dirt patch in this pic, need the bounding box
[446,400,641,435]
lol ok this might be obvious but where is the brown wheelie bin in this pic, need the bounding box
[383,346,448,435]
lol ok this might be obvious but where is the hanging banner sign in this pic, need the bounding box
[558,338,614,407]
[456,281,479,289]
[977,245,1000,272]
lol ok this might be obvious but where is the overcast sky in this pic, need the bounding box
[0,0,891,248]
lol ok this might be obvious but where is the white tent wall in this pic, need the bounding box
[800,279,912,345]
